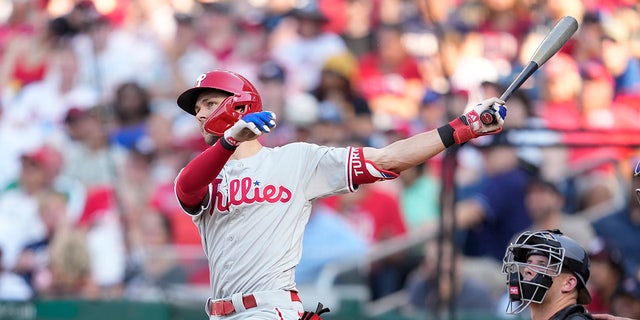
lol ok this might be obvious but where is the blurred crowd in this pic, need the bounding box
[0,0,639,318]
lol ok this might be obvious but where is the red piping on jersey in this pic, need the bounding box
[346,147,356,192]
[175,141,234,207]
[275,308,284,320]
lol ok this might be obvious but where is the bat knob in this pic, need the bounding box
[480,109,496,125]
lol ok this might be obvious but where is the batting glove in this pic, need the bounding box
[439,97,507,147]
[223,111,277,147]
[299,302,330,320]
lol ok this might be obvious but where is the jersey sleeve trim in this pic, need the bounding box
[346,147,355,192]
[347,147,399,189]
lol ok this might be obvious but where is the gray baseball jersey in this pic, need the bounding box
[177,142,357,299]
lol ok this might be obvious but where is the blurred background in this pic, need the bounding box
[0,0,639,319]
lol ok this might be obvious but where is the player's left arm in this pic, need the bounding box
[363,97,506,174]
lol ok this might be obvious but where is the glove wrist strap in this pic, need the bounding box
[220,136,239,150]
[440,116,475,146]
[437,124,455,148]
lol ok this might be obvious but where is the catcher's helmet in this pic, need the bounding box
[177,70,262,135]
[502,229,591,314]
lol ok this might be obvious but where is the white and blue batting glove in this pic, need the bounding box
[223,111,277,147]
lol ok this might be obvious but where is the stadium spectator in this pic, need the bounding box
[0,145,71,271]
[592,160,640,281]
[0,245,32,300]
[321,183,411,300]
[124,211,188,301]
[521,177,595,249]
[357,23,424,120]
[109,81,152,151]
[587,237,626,314]
[311,51,374,146]
[0,12,61,99]
[455,132,535,297]
[61,106,127,189]
[609,277,640,319]
[398,161,441,233]
[271,3,348,93]
[13,190,70,292]
[295,203,369,285]
[406,238,497,315]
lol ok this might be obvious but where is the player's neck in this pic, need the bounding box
[529,297,575,320]
[231,140,263,160]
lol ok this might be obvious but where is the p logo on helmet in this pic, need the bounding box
[177,70,263,136]
[195,73,207,87]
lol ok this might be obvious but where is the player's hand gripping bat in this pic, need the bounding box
[480,16,579,125]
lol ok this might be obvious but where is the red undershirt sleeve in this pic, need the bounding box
[175,141,235,208]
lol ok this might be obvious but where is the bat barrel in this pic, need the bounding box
[480,16,578,126]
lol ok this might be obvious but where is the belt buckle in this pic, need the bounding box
[211,300,235,316]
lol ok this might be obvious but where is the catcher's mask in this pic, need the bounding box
[177,70,262,136]
[501,229,591,314]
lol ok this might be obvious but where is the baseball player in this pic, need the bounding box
[502,229,594,319]
[173,70,507,319]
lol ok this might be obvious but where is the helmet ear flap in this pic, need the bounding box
[204,96,241,135]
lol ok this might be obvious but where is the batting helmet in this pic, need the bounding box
[502,229,591,314]
[177,70,262,135]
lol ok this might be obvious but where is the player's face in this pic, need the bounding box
[195,90,232,145]
[521,254,550,281]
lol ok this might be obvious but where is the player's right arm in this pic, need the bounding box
[175,142,235,209]
[175,111,276,209]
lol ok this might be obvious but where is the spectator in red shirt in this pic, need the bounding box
[356,23,424,119]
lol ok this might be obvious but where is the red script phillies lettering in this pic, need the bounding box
[213,177,292,213]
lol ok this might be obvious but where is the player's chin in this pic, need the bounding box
[203,132,221,146]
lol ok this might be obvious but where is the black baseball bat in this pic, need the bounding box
[480,16,579,125]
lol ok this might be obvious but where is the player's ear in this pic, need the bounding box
[560,273,578,294]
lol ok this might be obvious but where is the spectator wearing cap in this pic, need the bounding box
[310,52,375,146]
[255,61,299,146]
[520,177,595,249]
[270,3,348,92]
[587,237,626,314]
[0,145,63,272]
